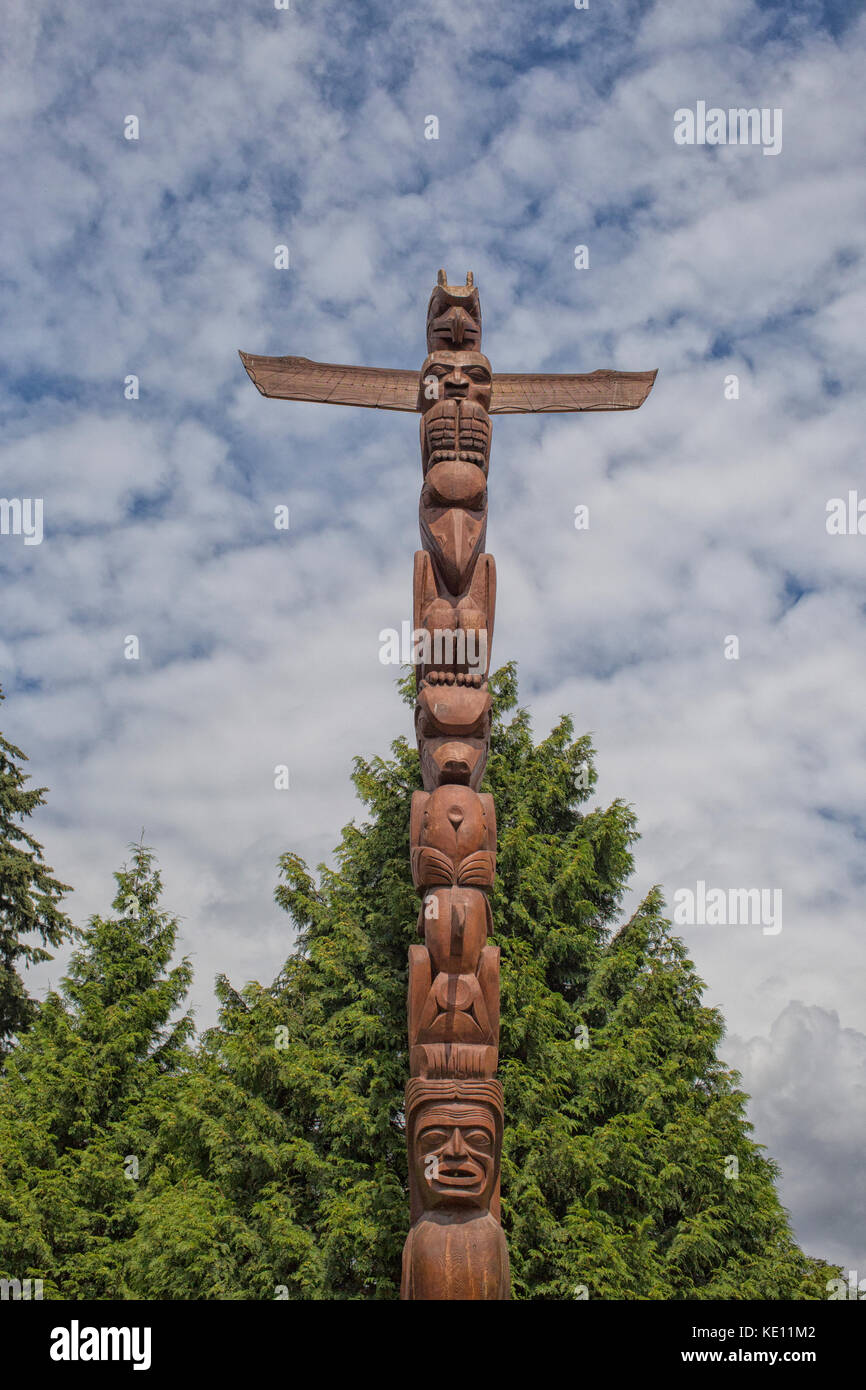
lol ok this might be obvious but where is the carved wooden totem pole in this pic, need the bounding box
[240,271,656,1300]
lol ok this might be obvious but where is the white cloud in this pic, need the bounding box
[2,0,864,1268]
[726,1003,866,1271]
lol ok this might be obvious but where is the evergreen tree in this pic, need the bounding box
[128,668,834,1300]
[0,845,193,1298]
[0,687,72,1055]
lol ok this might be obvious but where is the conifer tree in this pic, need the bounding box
[128,668,834,1300]
[0,687,72,1055]
[0,845,193,1298]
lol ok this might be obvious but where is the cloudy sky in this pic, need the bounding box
[1,0,864,1276]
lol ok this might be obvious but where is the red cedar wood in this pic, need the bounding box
[238,352,657,413]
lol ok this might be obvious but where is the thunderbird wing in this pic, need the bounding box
[489,369,657,414]
[239,353,657,415]
[238,352,419,412]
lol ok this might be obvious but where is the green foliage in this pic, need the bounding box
[0,687,72,1054]
[0,845,193,1298]
[0,669,835,1298]
[123,666,834,1300]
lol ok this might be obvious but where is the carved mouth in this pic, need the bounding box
[440,759,471,782]
[433,1165,481,1187]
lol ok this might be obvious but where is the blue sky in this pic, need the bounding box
[1,0,865,1274]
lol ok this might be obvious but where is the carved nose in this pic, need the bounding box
[444,1126,468,1158]
[447,806,464,829]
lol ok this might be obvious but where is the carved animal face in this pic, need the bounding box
[415,686,492,790]
[419,502,487,595]
[426,304,482,353]
[418,352,493,414]
[420,887,491,975]
[415,784,492,857]
[413,1102,498,1210]
[426,273,482,353]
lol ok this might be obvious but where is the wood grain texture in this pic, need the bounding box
[238,352,419,411]
[490,367,657,413]
[238,352,657,413]
[239,271,659,1302]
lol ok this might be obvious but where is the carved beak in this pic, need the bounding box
[425,509,484,591]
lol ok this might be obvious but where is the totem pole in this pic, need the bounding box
[239,271,656,1300]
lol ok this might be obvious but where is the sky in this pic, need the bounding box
[1,0,864,1277]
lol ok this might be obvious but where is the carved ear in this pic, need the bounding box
[479,793,497,850]
[478,554,497,659]
[477,945,499,1044]
[413,551,436,637]
[410,791,428,849]
[408,945,433,1052]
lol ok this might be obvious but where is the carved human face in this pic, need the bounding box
[419,352,493,414]
[414,1102,498,1210]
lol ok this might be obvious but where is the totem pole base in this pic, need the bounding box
[401,1212,511,1301]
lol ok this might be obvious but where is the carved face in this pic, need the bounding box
[415,784,492,857]
[418,352,493,414]
[427,305,482,354]
[411,786,496,888]
[421,886,491,975]
[416,686,491,790]
[426,286,482,353]
[420,504,487,595]
[414,1102,498,1210]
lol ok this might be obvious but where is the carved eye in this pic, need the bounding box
[466,368,490,383]
[465,1129,492,1149]
[420,1129,448,1148]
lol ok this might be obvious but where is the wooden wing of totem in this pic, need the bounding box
[238,353,419,412]
[490,368,657,413]
[238,352,657,414]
